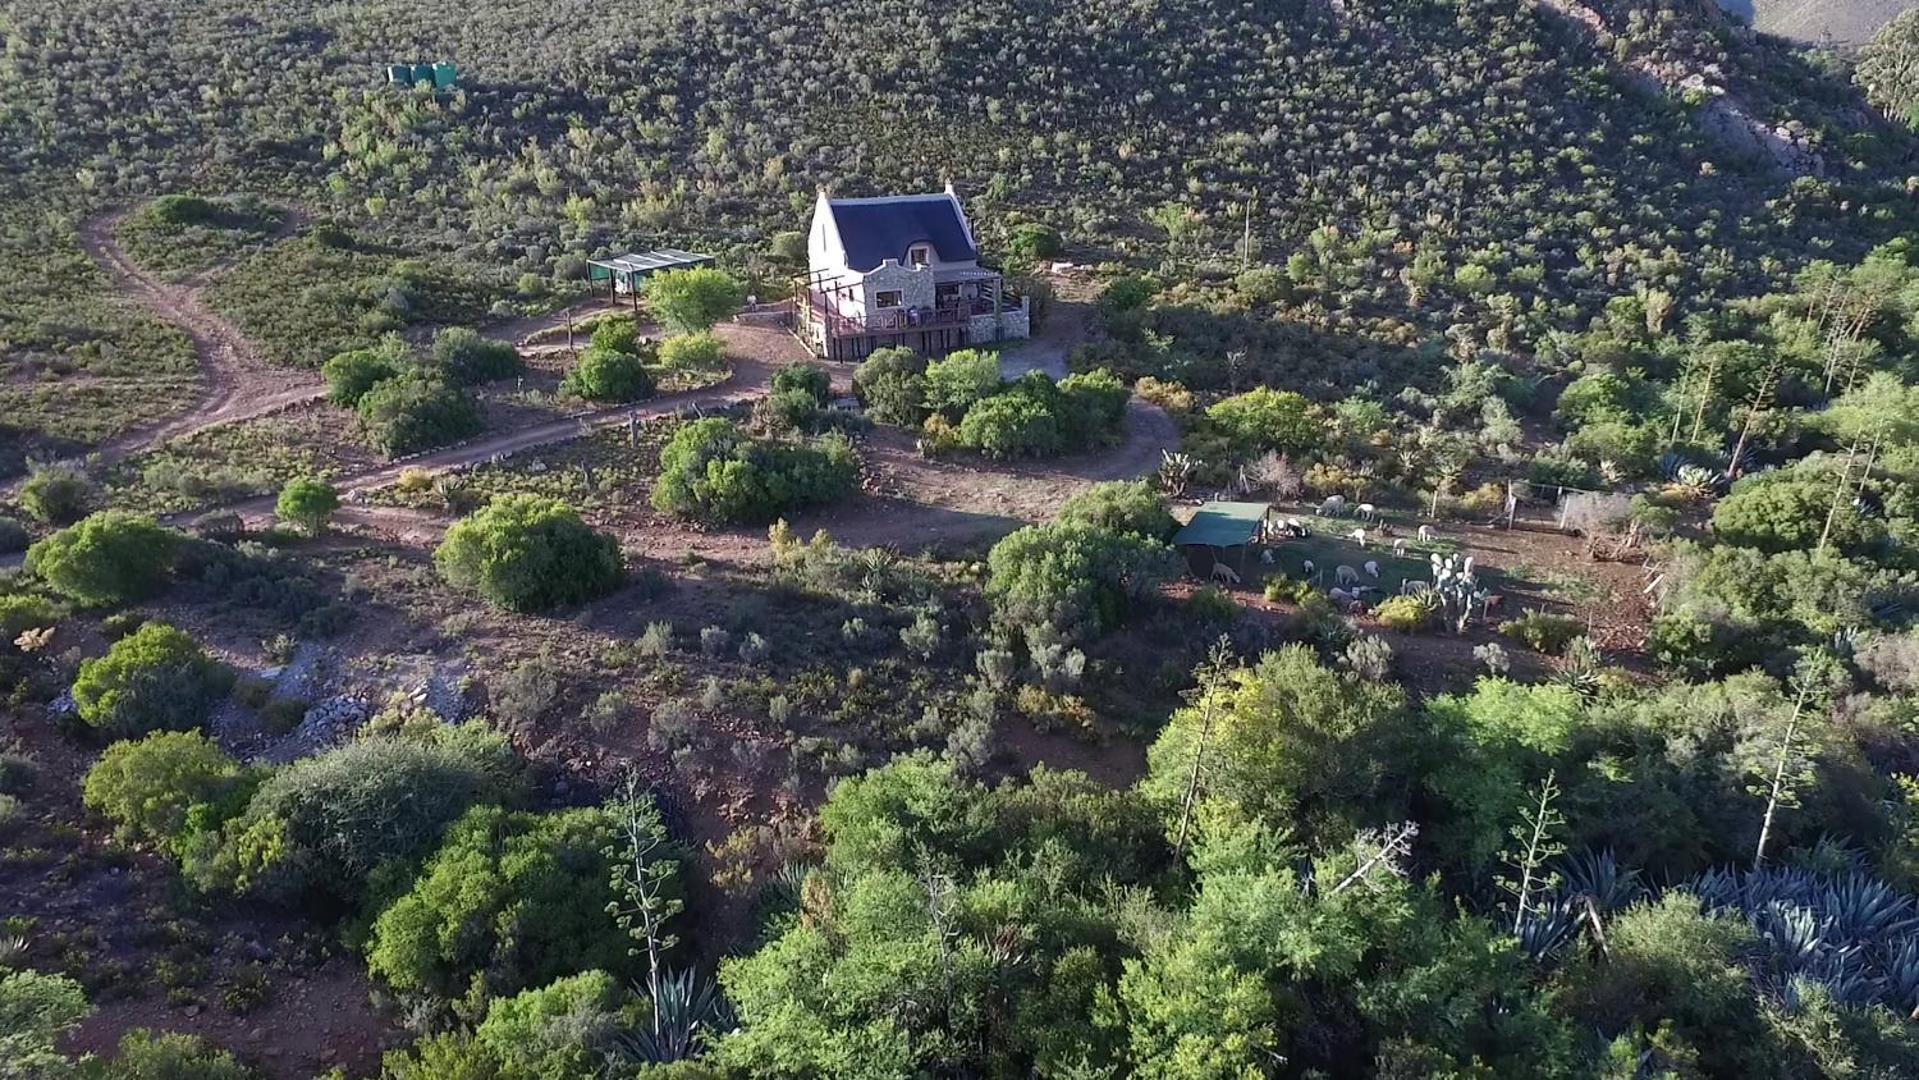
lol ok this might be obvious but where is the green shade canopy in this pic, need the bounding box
[1172,501,1271,548]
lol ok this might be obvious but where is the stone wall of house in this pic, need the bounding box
[857,259,936,313]
[966,295,1031,345]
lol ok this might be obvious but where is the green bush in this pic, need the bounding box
[1498,610,1585,655]
[82,731,254,854]
[431,327,523,384]
[658,331,725,372]
[274,477,339,537]
[651,419,860,525]
[381,971,634,1079]
[985,521,1178,639]
[642,267,747,333]
[435,495,622,613]
[1057,481,1177,540]
[1205,387,1319,455]
[1712,471,1880,555]
[19,463,93,525]
[563,345,656,403]
[1373,593,1438,633]
[1008,222,1063,260]
[366,804,630,1002]
[0,594,59,650]
[27,512,181,607]
[924,349,1002,418]
[71,623,231,738]
[321,345,405,407]
[771,362,832,404]
[355,370,484,456]
[958,385,1059,458]
[88,1028,256,1079]
[852,346,927,425]
[193,723,519,903]
[1056,368,1131,446]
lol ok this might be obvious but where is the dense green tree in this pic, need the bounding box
[432,327,523,385]
[367,805,629,1004]
[852,346,927,426]
[1712,469,1882,554]
[275,476,339,536]
[26,512,179,607]
[1857,9,1919,127]
[957,387,1061,458]
[82,730,253,854]
[0,969,91,1079]
[321,343,407,408]
[657,331,725,372]
[71,623,230,738]
[642,268,746,333]
[435,495,622,613]
[985,521,1177,638]
[922,349,1001,418]
[770,362,831,404]
[651,419,859,524]
[563,345,656,403]
[1204,387,1318,455]
[355,370,485,456]
[1057,480,1177,540]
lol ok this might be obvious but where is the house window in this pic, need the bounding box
[875,289,904,309]
[908,244,931,268]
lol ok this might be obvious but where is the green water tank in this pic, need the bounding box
[432,62,457,88]
[412,63,436,84]
[387,64,413,84]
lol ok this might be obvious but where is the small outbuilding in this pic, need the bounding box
[1173,501,1276,582]
[587,249,716,295]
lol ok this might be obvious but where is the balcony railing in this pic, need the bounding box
[804,292,1023,338]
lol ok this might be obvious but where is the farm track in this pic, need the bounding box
[71,209,328,471]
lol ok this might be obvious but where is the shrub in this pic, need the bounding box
[1008,222,1063,260]
[1373,592,1439,633]
[770,362,831,404]
[82,731,253,855]
[435,495,622,613]
[985,522,1178,639]
[1057,480,1177,540]
[1712,471,1879,555]
[1100,274,1158,313]
[651,419,859,525]
[958,385,1061,458]
[366,805,629,1003]
[0,594,59,652]
[431,327,523,384]
[641,267,747,333]
[356,371,484,456]
[72,623,230,738]
[852,346,927,425]
[562,346,656,403]
[658,331,725,372]
[274,477,339,537]
[1205,387,1319,455]
[923,349,1002,418]
[27,512,180,607]
[1056,368,1131,447]
[20,463,93,526]
[0,515,28,554]
[193,723,518,902]
[93,1029,255,1080]
[1499,610,1585,655]
[321,345,405,407]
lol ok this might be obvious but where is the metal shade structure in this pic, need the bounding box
[587,249,716,294]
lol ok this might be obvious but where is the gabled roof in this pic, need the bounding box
[1173,502,1272,548]
[586,249,713,277]
[826,193,976,272]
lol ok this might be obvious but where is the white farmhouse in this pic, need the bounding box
[798,184,1030,362]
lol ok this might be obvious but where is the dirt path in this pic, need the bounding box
[71,210,326,470]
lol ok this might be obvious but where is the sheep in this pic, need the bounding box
[1417,524,1435,543]
[1329,587,1354,605]
[1364,560,1380,578]
[1259,548,1275,565]
[1356,502,1377,522]
[1392,538,1408,558]
[1347,528,1368,549]
[1317,495,1347,517]
[1335,564,1361,586]
[1301,559,1316,578]
[1210,562,1242,586]
[1284,517,1308,538]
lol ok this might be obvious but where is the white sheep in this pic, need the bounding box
[1356,502,1377,522]
[1329,587,1353,605]
[1335,564,1361,586]
[1318,495,1347,517]
[1259,548,1275,565]
[1211,562,1242,585]
[1364,560,1380,578]
[1417,524,1435,543]
[1392,538,1407,557]
[1302,559,1316,578]
[1348,528,1368,549]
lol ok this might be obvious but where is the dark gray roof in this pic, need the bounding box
[829,195,975,271]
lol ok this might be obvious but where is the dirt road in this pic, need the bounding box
[72,210,327,469]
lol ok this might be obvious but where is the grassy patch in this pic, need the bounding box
[101,406,377,515]
[114,195,287,278]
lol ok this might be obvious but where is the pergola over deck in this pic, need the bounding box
[1172,501,1275,576]
[588,249,714,294]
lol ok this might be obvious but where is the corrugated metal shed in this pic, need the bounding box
[1172,502,1272,549]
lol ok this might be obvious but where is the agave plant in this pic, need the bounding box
[1557,848,1644,914]
[617,966,736,1064]
[1515,896,1582,962]
[0,934,27,969]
